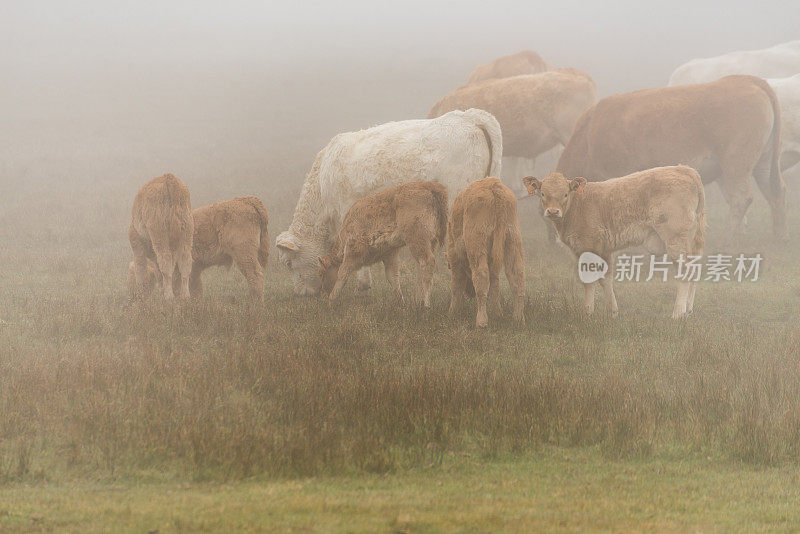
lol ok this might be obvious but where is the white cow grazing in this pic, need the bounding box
[276,108,503,296]
[767,74,800,172]
[668,41,800,86]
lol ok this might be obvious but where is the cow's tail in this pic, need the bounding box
[164,173,192,251]
[464,108,503,178]
[240,196,270,268]
[429,184,449,250]
[746,77,784,198]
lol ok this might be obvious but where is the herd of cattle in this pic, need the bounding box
[127,41,800,326]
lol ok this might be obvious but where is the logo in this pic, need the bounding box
[577,252,608,283]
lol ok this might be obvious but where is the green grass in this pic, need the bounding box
[3,448,800,532]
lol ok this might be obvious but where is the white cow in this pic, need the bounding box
[669,41,800,173]
[668,41,800,86]
[276,108,503,296]
[767,74,800,172]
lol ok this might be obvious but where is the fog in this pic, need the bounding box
[5,1,799,117]
[2,1,799,206]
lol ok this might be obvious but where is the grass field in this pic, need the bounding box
[2,61,800,531]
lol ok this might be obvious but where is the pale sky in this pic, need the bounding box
[3,0,798,90]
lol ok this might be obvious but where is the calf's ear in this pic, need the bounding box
[522,176,541,195]
[569,177,587,194]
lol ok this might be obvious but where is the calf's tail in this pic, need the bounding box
[241,196,270,268]
[429,185,449,249]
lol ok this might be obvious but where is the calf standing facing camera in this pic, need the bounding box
[523,165,706,318]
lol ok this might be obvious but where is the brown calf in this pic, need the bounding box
[128,173,193,301]
[447,177,525,328]
[319,181,448,306]
[189,196,270,303]
[127,196,269,303]
[523,166,706,318]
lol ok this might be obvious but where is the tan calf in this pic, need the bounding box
[319,181,448,306]
[189,196,270,303]
[127,196,269,303]
[128,173,193,301]
[523,166,706,319]
[447,177,525,328]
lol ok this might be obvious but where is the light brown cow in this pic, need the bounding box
[430,69,597,199]
[430,69,597,163]
[127,196,270,303]
[557,75,786,240]
[319,181,448,307]
[523,166,706,319]
[447,177,525,328]
[467,50,549,84]
[129,173,193,300]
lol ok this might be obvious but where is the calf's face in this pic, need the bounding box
[523,173,586,219]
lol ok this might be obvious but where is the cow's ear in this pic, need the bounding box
[276,233,300,252]
[522,176,542,195]
[569,177,587,194]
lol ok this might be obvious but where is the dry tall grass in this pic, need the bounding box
[2,60,800,483]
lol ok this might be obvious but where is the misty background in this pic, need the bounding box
[1,0,799,256]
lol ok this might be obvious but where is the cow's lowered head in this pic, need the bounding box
[276,231,325,296]
[523,173,586,219]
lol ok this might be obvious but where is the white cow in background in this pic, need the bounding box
[668,41,800,86]
[276,108,503,296]
[669,41,800,174]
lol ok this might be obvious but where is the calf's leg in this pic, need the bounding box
[599,255,618,317]
[330,260,356,302]
[129,230,152,300]
[504,233,526,324]
[189,264,204,299]
[672,280,691,319]
[599,277,618,317]
[382,249,404,306]
[409,243,435,308]
[151,236,176,301]
[234,251,265,304]
[583,282,595,315]
[175,241,193,300]
[448,257,469,317]
[686,281,697,315]
[469,253,490,328]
